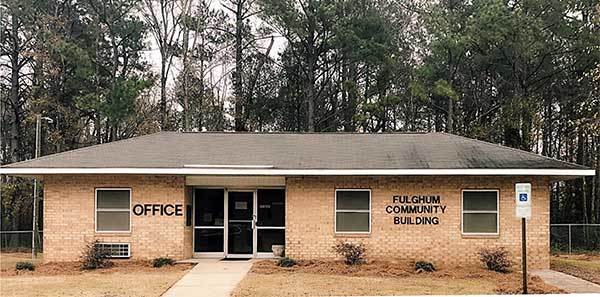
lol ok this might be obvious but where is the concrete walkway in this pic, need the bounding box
[162,259,252,297]
[532,269,600,293]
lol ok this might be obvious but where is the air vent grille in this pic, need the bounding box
[96,243,130,258]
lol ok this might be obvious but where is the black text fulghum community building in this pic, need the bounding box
[0,132,594,269]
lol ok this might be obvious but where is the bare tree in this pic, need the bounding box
[140,0,182,129]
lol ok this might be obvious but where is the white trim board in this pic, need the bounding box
[186,176,285,186]
[0,167,595,176]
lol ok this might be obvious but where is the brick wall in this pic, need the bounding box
[43,175,187,262]
[43,174,551,269]
[285,176,550,269]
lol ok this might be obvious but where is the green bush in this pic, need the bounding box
[332,241,366,265]
[15,261,35,271]
[277,257,297,267]
[153,257,175,267]
[478,247,513,273]
[415,261,435,272]
[80,240,112,270]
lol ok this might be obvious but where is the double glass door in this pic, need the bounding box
[194,188,285,258]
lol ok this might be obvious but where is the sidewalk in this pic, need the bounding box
[532,269,600,293]
[162,259,252,297]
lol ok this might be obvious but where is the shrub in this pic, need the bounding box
[478,247,513,273]
[153,257,175,268]
[415,261,435,273]
[80,240,112,270]
[333,241,366,265]
[15,261,35,271]
[277,257,297,267]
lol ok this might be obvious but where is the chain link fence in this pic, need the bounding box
[0,231,43,252]
[550,224,600,254]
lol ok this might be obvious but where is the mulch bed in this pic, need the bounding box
[252,259,564,294]
[1,260,193,277]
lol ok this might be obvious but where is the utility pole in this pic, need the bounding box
[32,115,53,258]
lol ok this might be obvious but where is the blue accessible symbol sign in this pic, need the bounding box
[519,193,528,202]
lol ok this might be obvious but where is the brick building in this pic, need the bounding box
[0,132,594,269]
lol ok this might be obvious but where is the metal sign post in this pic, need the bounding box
[515,183,532,294]
[521,217,527,294]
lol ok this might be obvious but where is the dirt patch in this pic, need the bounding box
[245,260,563,295]
[551,254,600,285]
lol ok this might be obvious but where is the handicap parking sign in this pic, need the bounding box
[519,193,528,202]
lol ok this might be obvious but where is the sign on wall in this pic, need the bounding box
[515,183,532,219]
[385,195,446,225]
[132,204,183,216]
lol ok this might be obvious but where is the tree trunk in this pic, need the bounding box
[233,0,245,131]
[446,97,453,133]
[9,15,22,163]
[306,1,316,132]
[160,52,168,129]
[181,0,191,132]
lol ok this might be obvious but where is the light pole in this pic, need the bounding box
[32,115,53,259]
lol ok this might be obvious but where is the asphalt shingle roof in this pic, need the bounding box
[1,131,588,170]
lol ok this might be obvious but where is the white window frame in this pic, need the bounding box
[334,189,371,234]
[461,189,499,236]
[95,188,132,233]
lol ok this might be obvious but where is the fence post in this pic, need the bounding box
[568,224,572,254]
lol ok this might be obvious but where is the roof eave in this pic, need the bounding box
[0,167,595,178]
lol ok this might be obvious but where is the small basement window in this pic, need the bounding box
[335,189,371,233]
[462,190,499,235]
[96,188,131,232]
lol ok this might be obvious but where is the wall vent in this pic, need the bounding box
[95,243,130,258]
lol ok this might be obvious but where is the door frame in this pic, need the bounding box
[225,189,257,258]
[192,187,227,259]
[192,186,285,258]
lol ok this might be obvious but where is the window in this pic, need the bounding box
[257,189,285,253]
[96,189,131,232]
[462,190,499,235]
[194,189,225,253]
[335,189,370,233]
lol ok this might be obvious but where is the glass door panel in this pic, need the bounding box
[194,189,224,253]
[256,189,285,254]
[227,191,254,256]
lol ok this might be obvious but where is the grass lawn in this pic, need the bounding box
[551,254,600,285]
[232,260,563,296]
[0,252,192,297]
[0,252,43,270]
